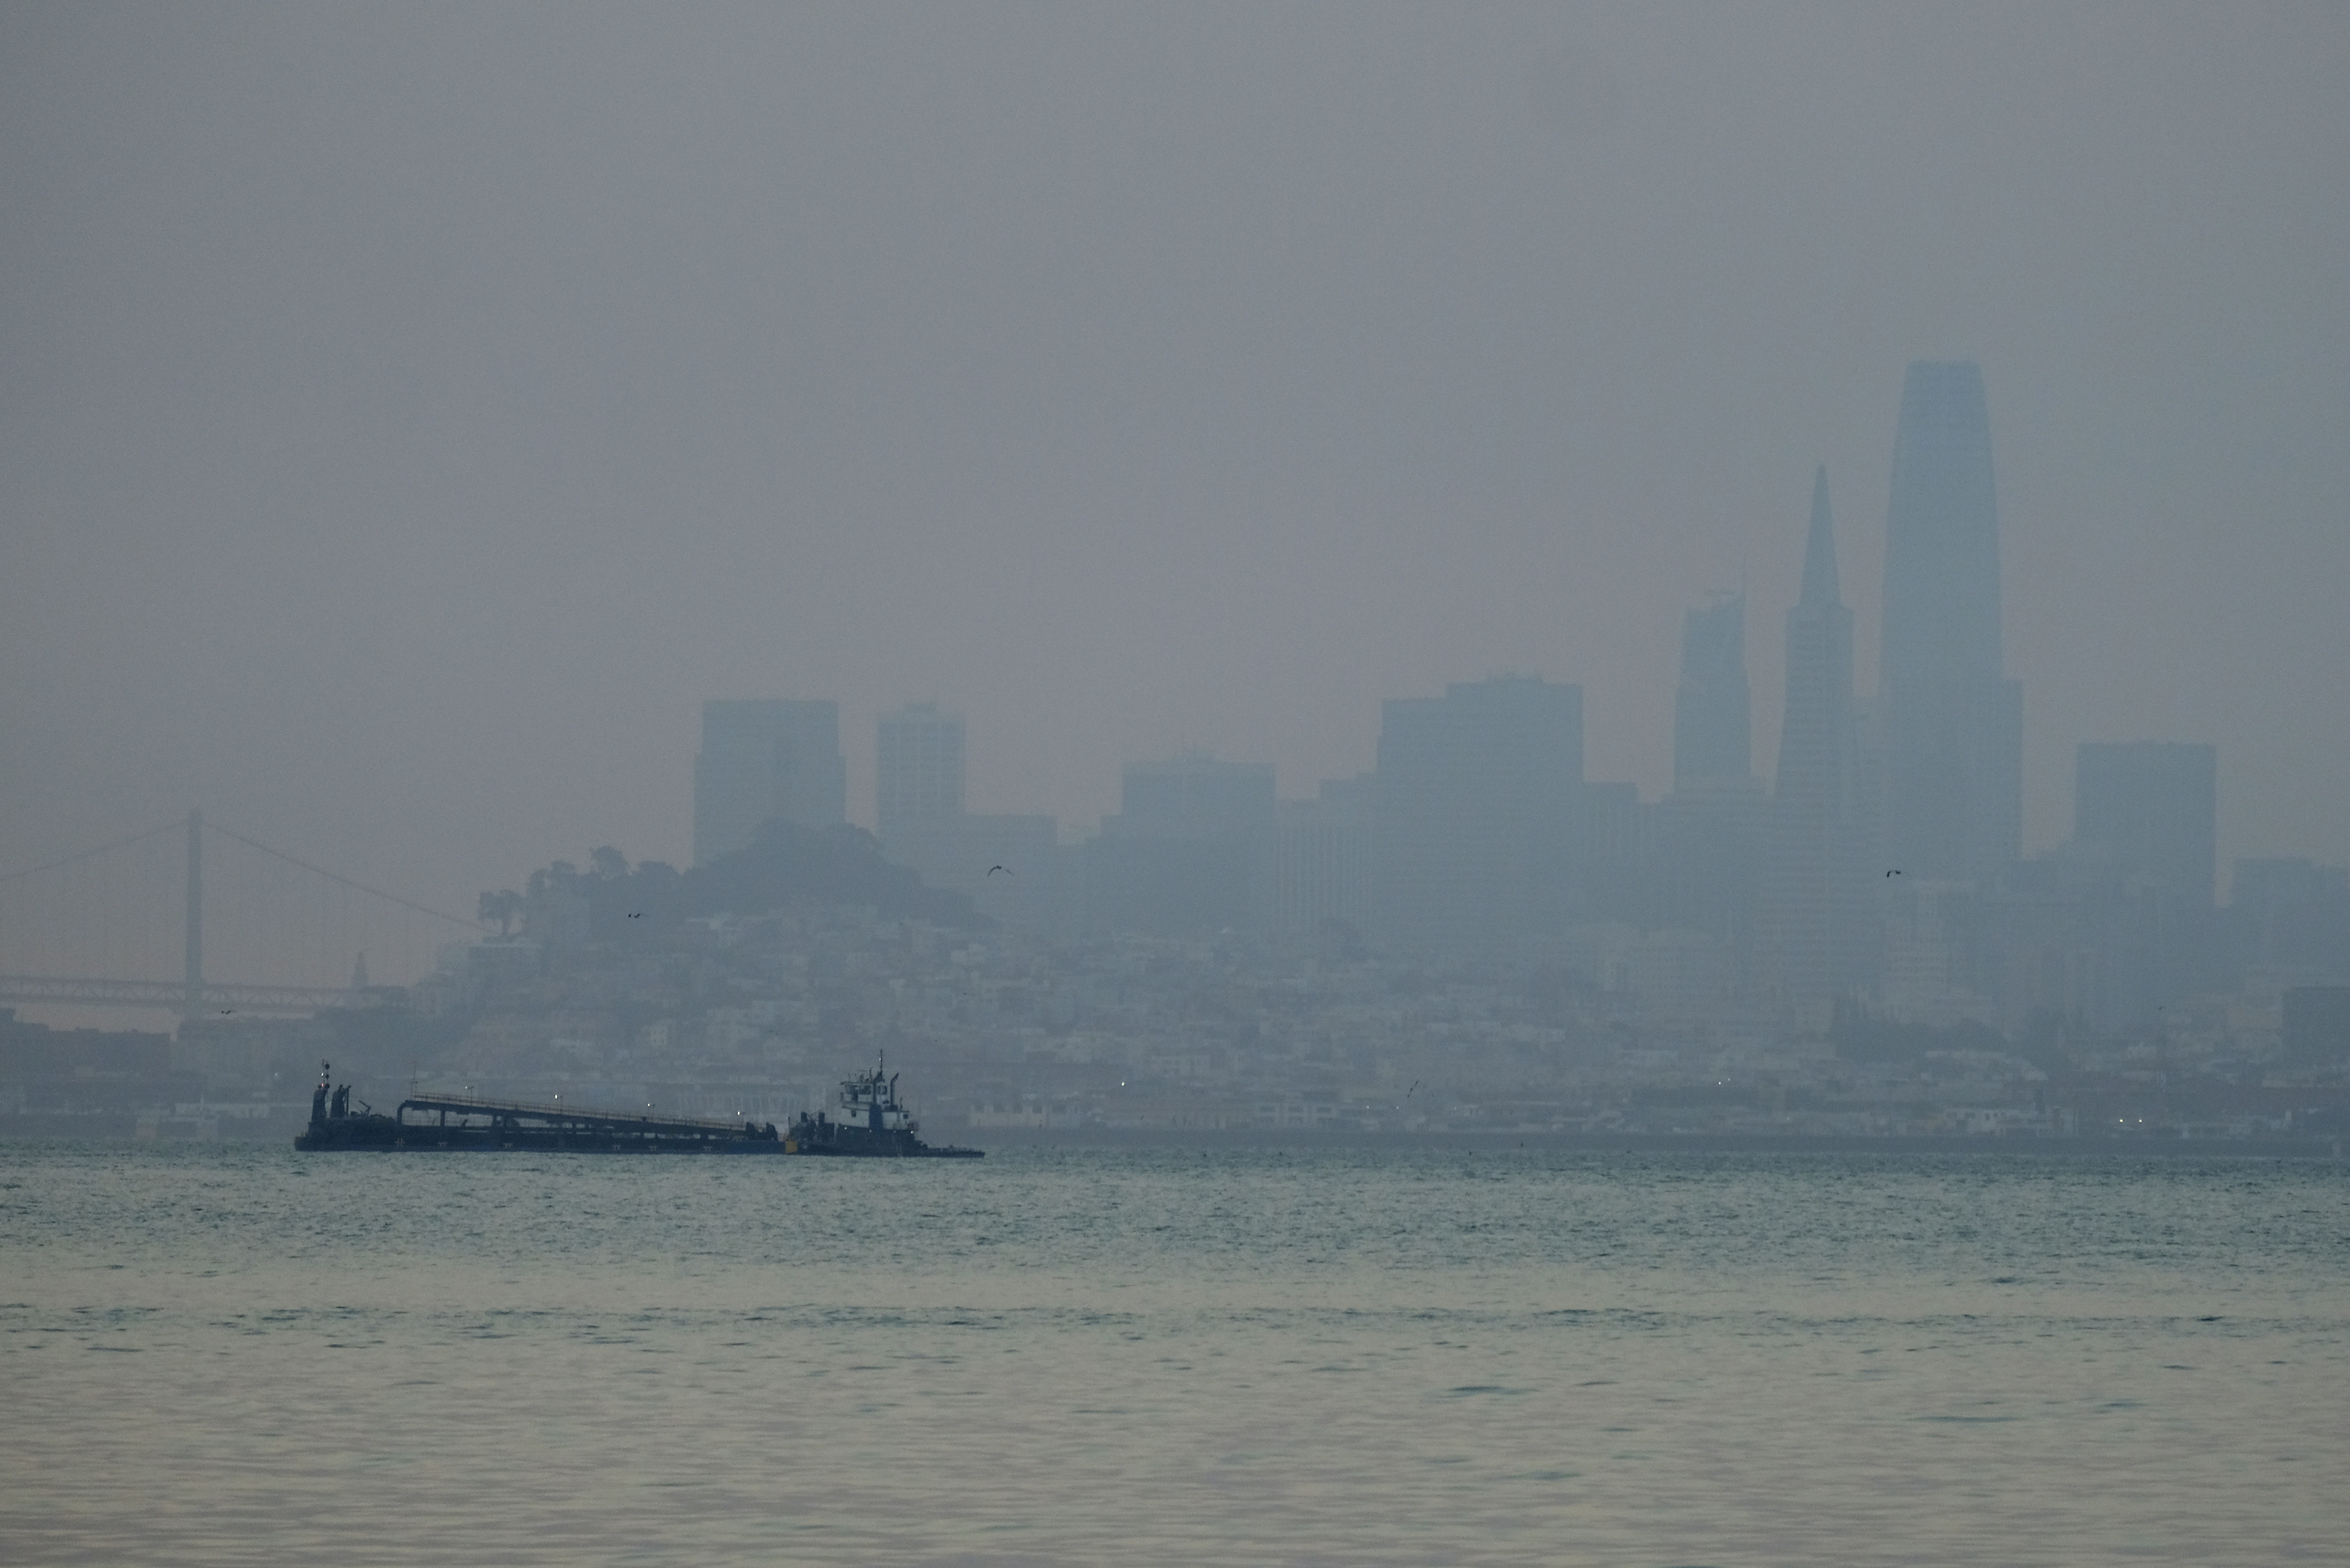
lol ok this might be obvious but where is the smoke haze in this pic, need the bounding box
[5,3,2345,913]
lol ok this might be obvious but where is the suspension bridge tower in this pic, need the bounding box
[183,807,203,1021]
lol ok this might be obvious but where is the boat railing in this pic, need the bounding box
[396,1090,771,1139]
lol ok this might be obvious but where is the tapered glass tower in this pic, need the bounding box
[1879,362,2020,886]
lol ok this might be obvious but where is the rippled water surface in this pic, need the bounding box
[4,1141,2345,1566]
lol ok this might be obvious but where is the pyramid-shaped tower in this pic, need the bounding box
[1759,468,1873,999]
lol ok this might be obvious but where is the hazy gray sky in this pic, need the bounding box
[5,2,2345,927]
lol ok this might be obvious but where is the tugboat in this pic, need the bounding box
[292,1061,404,1151]
[785,1056,982,1158]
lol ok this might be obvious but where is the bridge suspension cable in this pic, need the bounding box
[0,809,491,1017]
[202,820,484,930]
[0,821,183,885]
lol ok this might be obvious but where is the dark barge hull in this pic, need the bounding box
[294,1089,981,1157]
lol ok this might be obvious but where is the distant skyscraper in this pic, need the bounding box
[1672,593,1754,796]
[1879,361,2022,887]
[1088,753,1277,935]
[1271,775,1374,938]
[691,699,848,866]
[1371,677,1583,955]
[1652,592,1765,948]
[2228,858,2350,977]
[876,703,965,842]
[2024,740,2225,1027]
[2074,742,2218,912]
[1759,468,1871,999]
[1115,753,1278,836]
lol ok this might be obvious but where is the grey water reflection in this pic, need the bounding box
[2,1144,2343,1566]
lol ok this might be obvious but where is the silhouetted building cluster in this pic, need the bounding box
[689,362,2343,1042]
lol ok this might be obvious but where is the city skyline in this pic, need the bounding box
[4,346,2315,1000]
[5,7,2346,939]
[6,16,2346,1563]
[11,327,2328,916]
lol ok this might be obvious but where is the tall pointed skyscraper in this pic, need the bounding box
[1879,362,2022,886]
[1759,468,1871,1000]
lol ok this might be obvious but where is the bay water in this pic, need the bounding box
[4,1141,2345,1566]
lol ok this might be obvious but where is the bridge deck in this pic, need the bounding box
[0,973,358,1013]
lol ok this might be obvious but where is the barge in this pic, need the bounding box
[294,1058,982,1157]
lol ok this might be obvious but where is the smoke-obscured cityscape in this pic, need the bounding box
[9,15,2350,1566]
[9,363,2345,1144]
[9,10,2347,1034]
